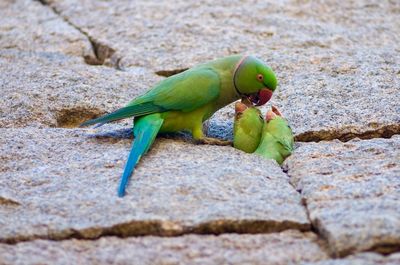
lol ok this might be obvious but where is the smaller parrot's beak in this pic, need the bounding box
[266,106,283,121]
[265,110,277,121]
[249,88,273,106]
[235,102,248,115]
[271,105,283,117]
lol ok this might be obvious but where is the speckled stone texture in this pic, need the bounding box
[1,0,400,263]
[0,128,309,243]
[41,0,400,70]
[0,50,161,128]
[269,48,400,141]
[303,252,400,265]
[284,136,400,257]
[0,0,93,59]
[0,231,328,265]
[41,0,400,140]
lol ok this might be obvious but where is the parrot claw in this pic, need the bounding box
[195,137,233,146]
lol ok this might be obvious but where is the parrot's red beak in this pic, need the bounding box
[249,88,273,106]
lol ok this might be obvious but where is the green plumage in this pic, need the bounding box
[233,106,263,153]
[81,55,277,196]
[81,57,240,128]
[254,115,294,165]
[233,105,294,165]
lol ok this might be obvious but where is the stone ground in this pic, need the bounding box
[0,0,399,264]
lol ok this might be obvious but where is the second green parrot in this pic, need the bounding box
[233,105,294,165]
[81,55,277,196]
[254,106,294,165]
[233,101,264,153]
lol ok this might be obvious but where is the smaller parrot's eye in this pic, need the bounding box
[256,74,264,81]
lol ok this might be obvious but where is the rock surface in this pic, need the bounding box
[0,0,93,59]
[0,128,309,243]
[304,252,400,265]
[42,0,400,70]
[0,230,328,265]
[269,48,400,141]
[284,136,400,257]
[1,0,399,263]
[0,230,327,264]
[41,0,400,141]
[0,49,160,128]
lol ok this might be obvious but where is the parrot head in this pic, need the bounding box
[264,106,292,134]
[234,101,262,120]
[233,100,264,153]
[233,56,277,106]
[266,105,283,121]
[234,101,248,118]
[234,99,262,121]
[255,106,294,164]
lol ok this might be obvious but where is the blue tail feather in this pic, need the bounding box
[117,114,164,197]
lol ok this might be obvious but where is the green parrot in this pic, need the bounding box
[254,106,294,165]
[233,100,264,153]
[81,55,278,197]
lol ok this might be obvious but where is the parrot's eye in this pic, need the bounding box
[256,74,264,81]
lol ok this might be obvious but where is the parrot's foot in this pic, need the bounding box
[196,137,233,146]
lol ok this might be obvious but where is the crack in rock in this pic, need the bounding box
[1,219,311,245]
[83,38,121,68]
[155,68,189,77]
[37,0,121,69]
[284,162,363,260]
[190,219,310,235]
[367,244,400,256]
[295,123,400,143]
[0,231,331,264]
[1,128,311,245]
[282,165,333,258]
[283,136,400,258]
[0,196,21,206]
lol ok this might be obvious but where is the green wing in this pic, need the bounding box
[277,138,294,152]
[276,127,294,152]
[130,67,220,112]
[81,68,220,127]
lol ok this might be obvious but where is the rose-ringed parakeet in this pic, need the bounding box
[233,101,264,153]
[254,106,294,165]
[81,55,277,196]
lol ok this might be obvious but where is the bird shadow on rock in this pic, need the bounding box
[85,125,195,144]
[83,119,233,143]
[206,119,234,141]
[85,126,133,140]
